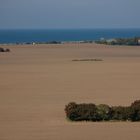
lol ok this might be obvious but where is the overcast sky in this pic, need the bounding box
[0,0,140,29]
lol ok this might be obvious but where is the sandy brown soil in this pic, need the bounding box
[0,43,140,140]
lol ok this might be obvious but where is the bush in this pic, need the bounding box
[0,48,5,52]
[65,100,140,122]
[0,47,10,52]
[130,100,140,121]
[97,104,111,121]
[111,106,132,121]
[65,102,78,121]
[5,48,10,52]
[65,102,98,121]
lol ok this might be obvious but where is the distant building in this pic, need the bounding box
[100,38,105,41]
[107,39,117,43]
[138,39,140,45]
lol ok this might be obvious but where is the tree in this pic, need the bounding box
[97,104,111,120]
[130,100,140,121]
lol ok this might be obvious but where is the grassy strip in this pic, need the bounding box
[72,58,103,61]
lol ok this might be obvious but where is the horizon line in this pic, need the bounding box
[1,27,140,30]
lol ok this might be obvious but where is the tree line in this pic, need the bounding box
[65,100,140,122]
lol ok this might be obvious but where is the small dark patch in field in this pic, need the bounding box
[0,48,10,52]
[72,58,103,62]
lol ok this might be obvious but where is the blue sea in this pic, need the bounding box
[0,29,140,44]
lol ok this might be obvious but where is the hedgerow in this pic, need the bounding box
[65,100,140,122]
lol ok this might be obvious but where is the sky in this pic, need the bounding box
[0,0,140,29]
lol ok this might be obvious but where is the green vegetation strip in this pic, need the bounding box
[72,59,103,61]
[95,37,140,46]
[65,100,140,122]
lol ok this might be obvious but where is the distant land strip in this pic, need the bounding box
[72,58,103,62]
[0,37,140,46]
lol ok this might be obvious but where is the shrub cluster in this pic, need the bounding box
[0,47,10,52]
[95,37,140,46]
[65,100,140,122]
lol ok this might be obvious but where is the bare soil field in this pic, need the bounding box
[0,43,140,140]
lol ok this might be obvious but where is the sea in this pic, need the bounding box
[0,29,140,44]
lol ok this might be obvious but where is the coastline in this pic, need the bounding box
[0,37,140,46]
[1,28,140,45]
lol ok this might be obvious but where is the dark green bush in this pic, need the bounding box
[65,100,140,122]
[97,104,111,121]
[111,106,132,121]
[65,102,98,121]
[0,48,5,52]
[130,100,140,121]
[0,48,10,52]
[65,102,78,121]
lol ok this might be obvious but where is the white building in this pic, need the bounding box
[138,39,140,45]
